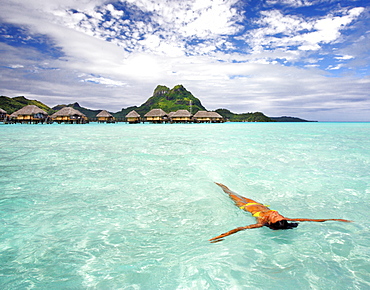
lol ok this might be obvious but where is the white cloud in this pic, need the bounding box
[305,7,364,43]
[179,0,241,37]
[29,0,241,59]
[298,43,321,51]
[247,7,365,59]
[106,3,124,18]
[80,75,127,87]
[304,64,319,68]
[266,0,316,7]
[8,64,24,68]
[335,54,354,60]
[327,64,344,70]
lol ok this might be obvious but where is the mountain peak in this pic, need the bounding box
[139,84,206,113]
[153,85,170,96]
[172,84,186,91]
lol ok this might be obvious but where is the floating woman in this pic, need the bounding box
[210,183,352,243]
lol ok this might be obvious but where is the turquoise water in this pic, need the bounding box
[1,122,369,289]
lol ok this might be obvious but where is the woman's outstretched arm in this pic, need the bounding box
[209,223,263,243]
[284,218,352,223]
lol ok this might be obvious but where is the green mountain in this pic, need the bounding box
[114,85,206,118]
[216,108,274,122]
[270,116,315,122]
[0,96,54,114]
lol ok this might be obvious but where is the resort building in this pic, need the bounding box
[9,105,49,123]
[193,111,224,123]
[96,110,115,123]
[0,108,7,122]
[125,110,141,124]
[208,112,224,123]
[144,109,168,123]
[170,109,193,123]
[51,107,88,124]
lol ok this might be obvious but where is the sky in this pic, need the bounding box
[0,0,369,121]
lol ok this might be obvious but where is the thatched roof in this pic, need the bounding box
[51,107,86,118]
[193,111,207,118]
[144,109,167,117]
[172,109,192,117]
[96,110,113,118]
[208,112,223,118]
[193,111,222,118]
[126,110,140,118]
[193,111,209,118]
[11,105,48,116]
[0,108,6,114]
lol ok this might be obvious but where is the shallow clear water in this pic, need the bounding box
[1,122,369,289]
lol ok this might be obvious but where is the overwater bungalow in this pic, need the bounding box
[0,108,7,122]
[170,109,192,123]
[51,107,88,124]
[193,111,224,123]
[96,110,115,123]
[9,105,49,123]
[125,110,141,124]
[208,112,224,123]
[144,109,168,123]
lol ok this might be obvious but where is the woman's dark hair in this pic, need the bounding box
[267,220,299,230]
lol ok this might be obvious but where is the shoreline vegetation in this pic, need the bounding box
[0,84,314,124]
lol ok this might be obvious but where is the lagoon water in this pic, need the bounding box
[1,122,369,289]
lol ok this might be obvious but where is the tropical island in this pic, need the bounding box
[0,84,314,123]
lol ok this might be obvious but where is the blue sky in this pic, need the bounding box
[0,0,369,121]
